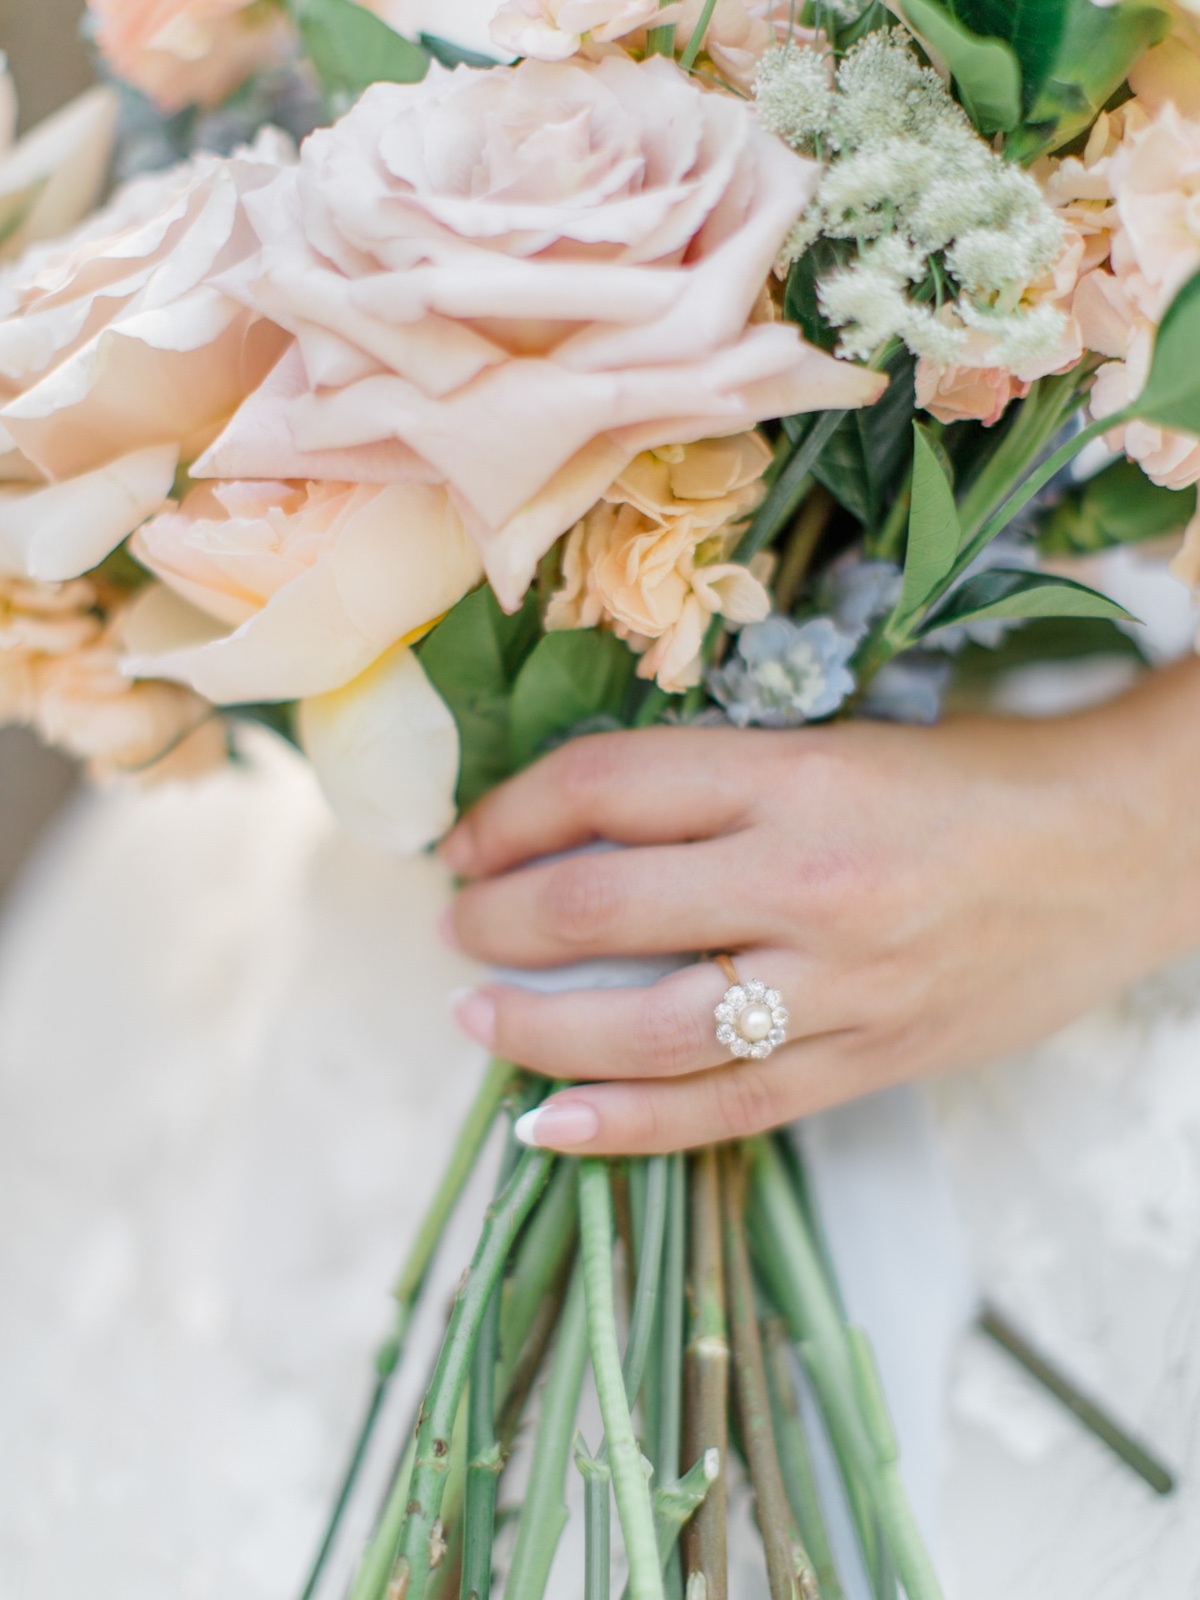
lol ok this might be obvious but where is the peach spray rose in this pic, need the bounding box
[88,0,293,113]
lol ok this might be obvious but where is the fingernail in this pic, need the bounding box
[452,989,496,1049]
[514,1101,601,1150]
[438,907,460,950]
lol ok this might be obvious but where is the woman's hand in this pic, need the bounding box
[440,657,1200,1155]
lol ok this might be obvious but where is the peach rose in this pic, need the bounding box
[1128,3,1200,121]
[0,66,118,262]
[0,132,291,585]
[546,431,771,690]
[125,477,483,702]
[1077,104,1200,488]
[672,0,815,90]
[88,0,293,114]
[0,572,224,779]
[915,228,1088,427]
[199,54,885,610]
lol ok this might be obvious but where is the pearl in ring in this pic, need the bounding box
[714,977,789,1061]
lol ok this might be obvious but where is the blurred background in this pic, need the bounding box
[0,0,92,900]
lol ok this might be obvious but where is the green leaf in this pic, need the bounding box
[921,569,1137,636]
[951,616,1148,693]
[1013,0,1170,160]
[418,587,540,810]
[418,33,497,69]
[1128,265,1200,437]
[1039,458,1197,557]
[288,0,428,104]
[509,631,636,769]
[812,348,916,528]
[898,423,962,619]
[893,0,1022,132]
[950,0,1071,103]
[782,240,843,355]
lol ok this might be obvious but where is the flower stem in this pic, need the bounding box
[505,1262,591,1597]
[579,1159,666,1600]
[979,1303,1175,1496]
[774,485,834,613]
[763,1316,844,1600]
[737,412,847,563]
[298,1060,517,1600]
[678,0,720,69]
[721,1146,819,1600]
[348,1434,418,1600]
[657,1154,688,1600]
[625,1156,670,1410]
[951,409,1131,584]
[391,1147,555,1600]
[747,1140,943,1600]
[577,1437,613,1600]
[682,1149,729,1600]
[459,1290,503,1599]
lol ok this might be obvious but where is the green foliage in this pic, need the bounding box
[419,33,497,69]
[1040,458,1197,557]
[949,0,1071,105]
[288,0,428,106]
[921,568,1136,636]
[225,700,301,749]
[812,350,917,530]
[897,424,962,621]
[418,587,540,811]
[783,243,842,356]
[893,0,1022,132]
[1010,0,1170,160]
[509,631,637,769]
[1128,266,1200,436]
[950,615,1147,696]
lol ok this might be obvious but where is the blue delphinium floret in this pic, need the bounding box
[708,616,858,727]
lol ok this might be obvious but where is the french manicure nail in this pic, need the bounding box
[452,989,496,1049]
[514,1102,601,1150]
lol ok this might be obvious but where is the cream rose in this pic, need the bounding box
[0,65,118,262]
[200,54,885,610]
[0,133,291,585]
[490,0,674,60]
[125,476,483,703]
[88,0,293,113]
[546,432,771,690]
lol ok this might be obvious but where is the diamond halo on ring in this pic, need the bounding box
[713,974,789,1061]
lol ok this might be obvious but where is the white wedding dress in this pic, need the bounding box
[1,547,1199,1600]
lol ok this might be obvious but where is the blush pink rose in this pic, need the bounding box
[125,477,483,703]
[88,0,293,113]
[0,133,291,585]
[199,54,885,610]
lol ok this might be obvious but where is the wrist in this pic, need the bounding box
[1070,655,1200,968]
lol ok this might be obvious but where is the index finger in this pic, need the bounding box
[440,726,756,880]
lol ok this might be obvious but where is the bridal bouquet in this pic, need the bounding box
[6,0,1200,1595]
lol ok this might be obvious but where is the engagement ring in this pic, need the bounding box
[712,954,789,1061]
